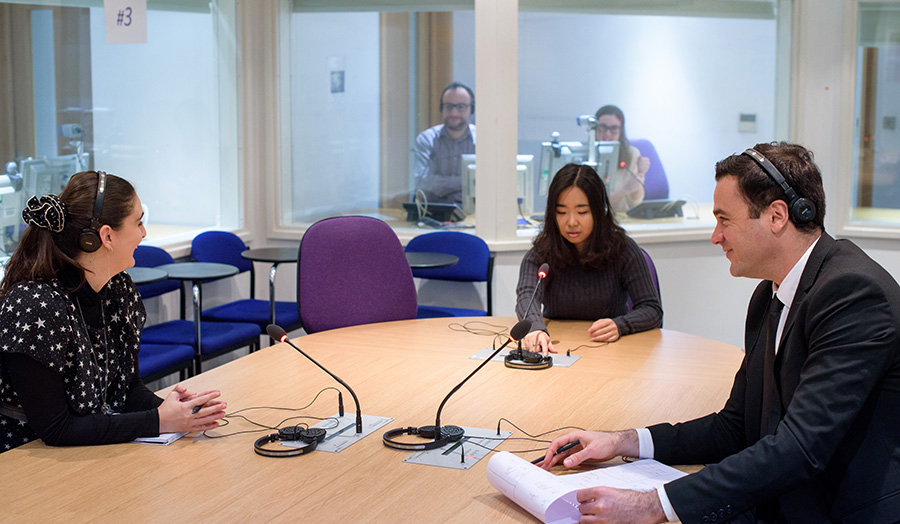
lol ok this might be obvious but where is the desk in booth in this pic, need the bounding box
[0,317,741,522]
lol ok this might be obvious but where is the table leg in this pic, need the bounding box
[268,263,278,346]
[192,280,202,374]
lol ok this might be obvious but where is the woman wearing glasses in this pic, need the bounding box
[0,171,226,453]
[594,104,650,213]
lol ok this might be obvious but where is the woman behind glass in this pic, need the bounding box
[595,104,650,213]
[516,163,662,355]
[0,171,225,453]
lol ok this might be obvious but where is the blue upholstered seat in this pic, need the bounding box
[191,231,302,333]
[134,244,259,374]
[141,320,261,358]
[138,343,194,383]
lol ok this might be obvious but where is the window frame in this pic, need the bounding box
[835,0,900,240]
[270,0,793,249]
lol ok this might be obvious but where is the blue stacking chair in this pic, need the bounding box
[133,246,194,381]
[190,231,302,334]
[405,231,493,318]
[135,245,260,374]
[138,343,194,383]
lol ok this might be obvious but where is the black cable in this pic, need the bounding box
[447,320,509,337]
[202,387,343,439]
[566,342,608,356]
[445,420,588,457]
[496,418,584,438]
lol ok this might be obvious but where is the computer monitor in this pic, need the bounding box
[538,140,619,196]
[20,153,90,199]
[460,154,535,217]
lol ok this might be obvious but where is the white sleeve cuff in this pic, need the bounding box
[635,427,654,459]
[657,486,680,523]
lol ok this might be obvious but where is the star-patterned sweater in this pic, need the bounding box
[0,271,162,452]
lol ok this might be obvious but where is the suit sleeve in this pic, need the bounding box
[651,272,900,522]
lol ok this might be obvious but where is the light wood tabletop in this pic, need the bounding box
[0,317,742,523]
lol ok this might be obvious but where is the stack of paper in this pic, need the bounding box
[486,451,685,523]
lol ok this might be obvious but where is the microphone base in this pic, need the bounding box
[504,351,553,370]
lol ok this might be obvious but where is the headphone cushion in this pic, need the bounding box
[791,198,816,224]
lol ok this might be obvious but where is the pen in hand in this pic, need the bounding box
[532,440,580,465]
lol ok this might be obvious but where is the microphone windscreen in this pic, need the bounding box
[266,324,288,342]
[538,263,550,278]
[509,319,532,341]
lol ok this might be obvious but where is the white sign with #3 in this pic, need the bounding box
[104,0,147,44]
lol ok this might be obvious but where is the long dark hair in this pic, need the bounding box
[533,163,626,269]
[0,171,136,298]
[595,104,634,168]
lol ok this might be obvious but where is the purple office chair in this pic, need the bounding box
[297,216,418,334]
[626,248,662,328]
[629,138,669,201]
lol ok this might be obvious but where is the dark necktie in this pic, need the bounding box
[760,295,784,437]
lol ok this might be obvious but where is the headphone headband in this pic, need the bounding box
[741,148,816,225]
[78,171,107,252]
[90,171,106,231]
[382,424,465,451]
[253,426,325,458]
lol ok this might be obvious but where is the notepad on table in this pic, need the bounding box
[134,432,188,445]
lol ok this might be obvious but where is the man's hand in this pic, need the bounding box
[537,430,639,470]
[576,486,667,524]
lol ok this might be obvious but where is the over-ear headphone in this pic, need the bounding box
[438,82,475,114]
[253,426,326,458]
[382,424,465,451]
[78,171,107,252]
[742,149,816,225]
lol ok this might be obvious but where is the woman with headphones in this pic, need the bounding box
[594,104,650,213]
[515,163,662,355]
[0,171,226,453]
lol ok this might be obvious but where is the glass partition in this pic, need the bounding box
[0,0,240,255]
[282,4,476,235]
[850,2,900,228]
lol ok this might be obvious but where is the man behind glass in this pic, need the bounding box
[537,141,900,523]
[413,82,476,204]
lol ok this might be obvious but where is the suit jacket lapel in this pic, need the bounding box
[778,233,834,350]
[774,233,834,395]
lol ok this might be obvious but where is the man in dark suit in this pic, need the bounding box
[538,142,900,523]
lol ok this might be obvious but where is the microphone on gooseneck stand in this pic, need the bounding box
[267,324,362,434]
[382,319,532,451]
[506,263,553,370]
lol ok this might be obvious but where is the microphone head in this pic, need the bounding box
[537,263,549,279]
[509,320,532,342]
[266,324,288,343]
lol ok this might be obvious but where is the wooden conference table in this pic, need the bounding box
[0,317,742,523]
